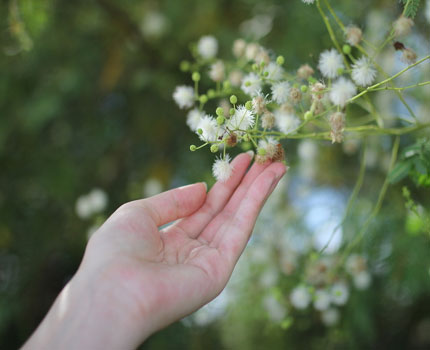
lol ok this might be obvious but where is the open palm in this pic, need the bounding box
[80,152,286,345]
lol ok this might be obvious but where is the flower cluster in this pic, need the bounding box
[173,2,428,184]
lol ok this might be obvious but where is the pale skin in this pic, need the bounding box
[22,152,286,350]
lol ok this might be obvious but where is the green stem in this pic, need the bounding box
[319,140,368,255]
[316,0,350,69]
[338,136,400,264]
[368,81,430,91]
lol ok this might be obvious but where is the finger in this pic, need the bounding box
[129,182,207,227]
[216,162,286,264]
[168,152,254,238]
[197,159,274,243]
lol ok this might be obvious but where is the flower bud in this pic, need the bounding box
[190,145,197,151]
[210,144,219,153]
[216,107,224,116]
[276,55,285,65]
[199,95,208,104]
[342,44,351,55]
[192,72,201,82]
[216,115,225,125]
[230,95,238,104]
[245,101,253,110]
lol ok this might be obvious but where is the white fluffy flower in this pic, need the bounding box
[212,154,233,182]
[271,81,291,104]
[354,271,372,290]
[227,105,255,131]
[394,15,414,37]
[329,77,357,107]
[290,286,311,309]
[258,137,278,158]
[197,35,218,59]
[275,110,300,134]
[209,60,225,82]
[173,85,195,109]
[140,11,168,39]
[318,49,344,79]
[264,62,284,81]
[314,290,331,311]
[262,295,287,322]
[351,57,377,87]
[330,282,349,306]
[241,72,262,96]
[75,188,108,219]
[197,115,218,142]
[302,0,315,3]
[321,308,340,326]
[186,108,204,131]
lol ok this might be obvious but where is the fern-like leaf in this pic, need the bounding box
[401,0,421,18]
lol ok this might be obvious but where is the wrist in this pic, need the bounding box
[22,268,150,350]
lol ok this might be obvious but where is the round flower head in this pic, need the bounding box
[318,49,344,79]
[197,35,218,59]
[271,81,291,104]
[252,94,268,115]
[329,77,357,107]
[173,85,195,109]
[227,105,255,131]
[314,290,331,311]
[232,38,246,58]
[401,47,417,64]
[212,154,233,182]
[330,282,349,306]
[245,42,260,61]
[275,109,300,134]
[258,137,278,159]
[241,72,262,97]
[197,115,218,142]
[264,62,285,81]
[209,60,225,82]
[394,15,414,37]
[229,70,243,87]
[321,308,340,326]
[290,285,311,309]
[354,271,372,290]
[186,108,204,131]
[345,26,362,46]
[297,64,314,79]
[351,57,377,87]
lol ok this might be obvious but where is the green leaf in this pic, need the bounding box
[402,0,421,19]
[389,161,412,183]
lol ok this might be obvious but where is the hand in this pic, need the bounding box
[22,152,286,350]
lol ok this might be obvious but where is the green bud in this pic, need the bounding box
[337,67,344,75]
[241,141,252,151]
[252,63,259,71]
[308,76,317,84]
[197,128,203,135]
[300,85,308,93]
[243,134,250,142]
[260,61,266,68]
[216,115,225,125]
[258,148,267,156]
[263,71,269,77]
[216,107,224,116]
[245,101,253,110]
[223,80,231,90]
[192,72,201,82]
[180,61,190,72]
[245,81,251,87]
[207,89,216,98]
[190,145,197,151]
[342,44,351,55]
[199,94,208,104]
[304,111,313,120]
[210,144,219,153]
[276,55,285,65]
[229,108,235,116]
[229,95,238,104]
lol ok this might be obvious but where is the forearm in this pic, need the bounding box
[21,270,148,350]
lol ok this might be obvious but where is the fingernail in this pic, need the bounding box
[246,150,254,159]
[201,182,208,192]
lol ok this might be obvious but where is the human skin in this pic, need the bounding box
[22,152,286,350]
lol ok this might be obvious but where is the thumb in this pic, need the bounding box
[138,182,207,226]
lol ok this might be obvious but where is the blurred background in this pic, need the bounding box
[1,0,430,349]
